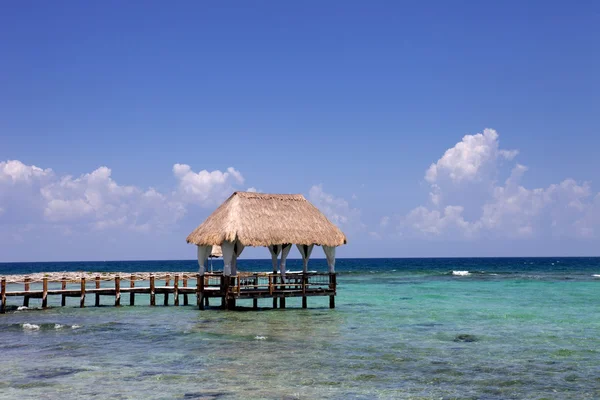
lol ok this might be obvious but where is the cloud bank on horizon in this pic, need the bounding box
[1,128,599,258]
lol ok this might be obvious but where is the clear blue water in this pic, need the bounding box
[1,258,599,399]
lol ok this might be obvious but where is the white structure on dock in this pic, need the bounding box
[186,192,347,278]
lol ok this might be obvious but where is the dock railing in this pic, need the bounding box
[0,271,336,313]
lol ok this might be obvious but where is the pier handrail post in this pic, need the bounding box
[42,277,48,309]
[164,274,170,306]
[80,277,86,308]
[115,275,121,307]
[197,273,205,310]
[150,275,156,306]
[61,276,67,306]
[183,275,189,306]
[174,275,179,306]
[130,274,135,306]
[23,276,30,307]
[1,278,6,314]
[95,276,101,307]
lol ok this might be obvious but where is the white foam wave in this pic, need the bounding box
[71,324,81,329]
[254,336,267,340]
[54,324,64,329]
[452,271,471,276]
[593,274,600,278]
[17,306,29,311]
[22,323,40,330]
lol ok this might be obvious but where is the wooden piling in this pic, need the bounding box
[164,274,170,306]
[329,273,336,309]
[253,298,258,310]
[197,273,204,310]
[182,276,188,306]
[205,296,209,307]
[23,277,30,307]
[150,275,155,306]
[42,277,48,308]
[302,274,307,309]
[80,277,86,308]
[129,274,135,306]
[115,275,121,307]
[269,275,276,308]
[1,278,6,314]
[61,277,67,306]
[280,297,286,309]
[174,275,179,306]
[95,276,101,307]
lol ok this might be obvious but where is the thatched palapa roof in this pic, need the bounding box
[186,192,347,247]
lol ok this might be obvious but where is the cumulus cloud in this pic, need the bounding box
[425,128,517,184]
[0,160,246,236]
[308,184,363,231]
[404,129,600,239]
[173,164,244,206]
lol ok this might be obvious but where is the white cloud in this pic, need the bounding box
[380,216,390,227]
[173,164,244,206]
[246,187,258,193]
[308,184,363,230]
[405,128,600,239]
[0,160,246,236]
[425,128,517,184]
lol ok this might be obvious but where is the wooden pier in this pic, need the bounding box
[0,272,337,313]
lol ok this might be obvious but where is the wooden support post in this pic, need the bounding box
[80,277,86,308]
[174,275,179,306]
[61,277,67,306]
[329,273,336,309]
[23,277,30,307]
[164,274,170,306]
[198,273,204,310]
[130,274,135,306]
[253,298,258,310]
[42,277,48,308]
[150,275,156,306]
[1,278,6,314]
[280,297,286,309]
[95,276,101,307]
[205,296,209,306]
[269,275,276,308]
[183,276,188,306]
[302,273,307,309]
[220,275,227,309]
[115,275,121,307]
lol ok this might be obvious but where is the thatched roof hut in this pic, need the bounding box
[187,192,346,276]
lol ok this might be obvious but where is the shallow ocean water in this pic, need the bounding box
[1,258,599,399]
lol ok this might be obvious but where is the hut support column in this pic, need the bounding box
[323,246,337,309]
[150,275,156,306]
[198,273,204,310]
[115,276,121,307]
[183,276,188,306]
[164,274,170,306]
[80,277,86,308]
[61,277,67,306]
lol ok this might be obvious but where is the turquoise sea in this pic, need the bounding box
[1,258,599,399]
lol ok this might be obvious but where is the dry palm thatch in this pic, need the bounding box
[186,192,347,247]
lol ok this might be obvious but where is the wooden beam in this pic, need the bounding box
[164,274,170,306]
[42,277,48,308]
[174,275,179,306]
[23,277,30,307]
[95,276,101,307]
[80,277,86,308]
[129,274,135,306]
[1,278,6,314]
[197,273,204,310]
[61,277,67,306]
[182,276,188,306]
[115,276,121,307]
[150,275,155,306]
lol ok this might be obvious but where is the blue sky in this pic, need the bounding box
[1,1,599,261]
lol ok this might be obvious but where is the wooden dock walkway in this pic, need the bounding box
[0,272,337,313]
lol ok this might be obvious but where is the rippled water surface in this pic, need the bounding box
[1,258,599,399]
